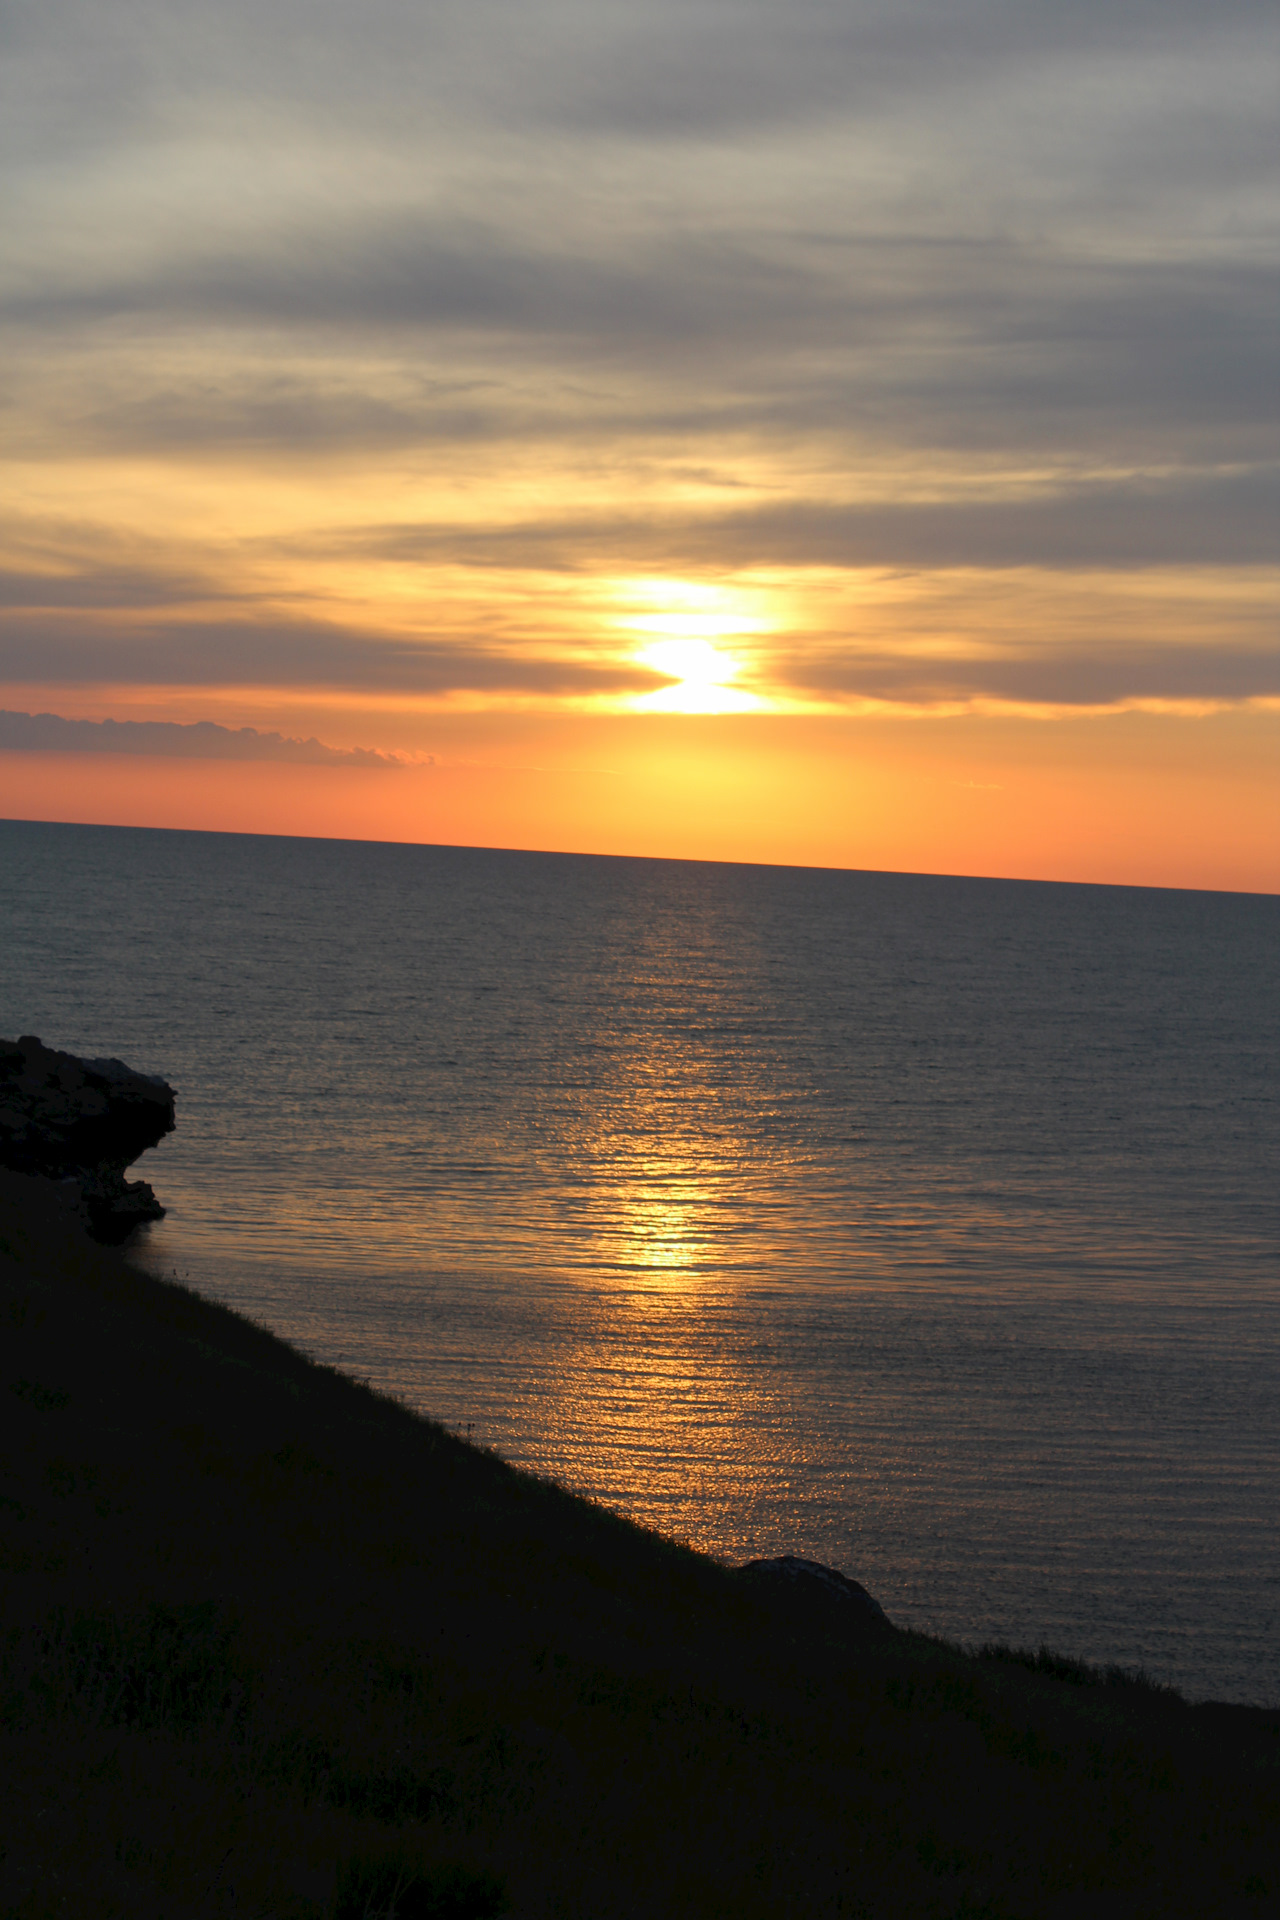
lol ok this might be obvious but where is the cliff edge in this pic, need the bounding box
[0,1034,175,1240]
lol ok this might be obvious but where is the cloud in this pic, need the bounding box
[692,470,1280,572]
[0,709,407,766]
[5,220,825,352]
[1,0,1275,736]
[343,465,1280,573]
[0,614,670,696]
[522,0,1278,145]
[6,0,1273,155]
[8,238,1273,481]
[775,644,1280,709]
[0,560,247,612]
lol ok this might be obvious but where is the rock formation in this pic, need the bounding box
[0,1034,175,1241]
[738,1554,892,1630]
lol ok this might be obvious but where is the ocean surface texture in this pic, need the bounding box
[3,817,1277,1703]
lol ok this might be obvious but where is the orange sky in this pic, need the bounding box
[3,0,1276,889]
[3,704,1276,893]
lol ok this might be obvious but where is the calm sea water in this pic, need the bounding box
[3,816,1277,1702]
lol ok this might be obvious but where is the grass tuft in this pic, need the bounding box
[333,1855,507,1920]
[974,1641,1179,1696]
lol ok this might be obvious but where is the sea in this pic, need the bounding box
[2,815,1277,1704]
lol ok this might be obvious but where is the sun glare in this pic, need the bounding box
[636,637,760,713]
[618,581,766,713]
[641,636,736,688]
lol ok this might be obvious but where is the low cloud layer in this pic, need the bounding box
[11,239,1275,474]
[348,466,1280,574]
[0,710,406,767]
[774,646,1280,709]
[0,613,670,696]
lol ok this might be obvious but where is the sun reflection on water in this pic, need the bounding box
[604,1163,722,1276]
[90,831,1280,1704]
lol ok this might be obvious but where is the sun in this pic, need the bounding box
[636,635,760,712]
[619,584,765,713]
[642,636,735,689]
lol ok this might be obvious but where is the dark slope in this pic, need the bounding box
[1,1171,1276,1919]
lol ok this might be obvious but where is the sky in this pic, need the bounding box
[2,0,1276,888]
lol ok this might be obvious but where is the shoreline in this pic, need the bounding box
[131,1208,1279,1712]
[3,1167,1278,1916]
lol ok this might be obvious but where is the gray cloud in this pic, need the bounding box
[71,380,509,456]
[327,465,1280,574]
[1,0,1275,725]
[775,644,1280,708]
[4,0,1274,515]
[8,239,1273,477]
[690,470,1280,572]
[0,561,246,612]
[5,222,824,347]
[0,709,406,765]
[0,615,670,695]
[5,1,1273,151]
[3,608,1276,712]
[528,1,1278,142]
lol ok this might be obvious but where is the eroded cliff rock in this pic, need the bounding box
[0,1035,175,1241]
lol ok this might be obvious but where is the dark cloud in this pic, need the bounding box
[4,222,821,347]
[691,469,1280,572]
[0,709,405,766]
[0,562,246,612]
[530,1,1278,139]
[329,465,1280,574]
[9,239,1273,475]
[74,381,508,455]
[5,0,1274,515]
[0,615,670,695]
[6,0,1273,150]
[3,610,1276,712]
[775,644,1280,708]
[2,0,1275,727]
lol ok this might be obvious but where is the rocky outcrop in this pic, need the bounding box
[738,1555,893,1631]
[0,1035,175,1241]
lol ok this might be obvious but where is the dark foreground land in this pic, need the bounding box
[1,1173,1276,1920]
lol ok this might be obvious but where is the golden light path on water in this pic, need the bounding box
[6,821,1278,1703]
[459,1094,872,1554]
[612,1165,714,1273]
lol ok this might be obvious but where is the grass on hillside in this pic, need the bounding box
[0,1169,1277,1919]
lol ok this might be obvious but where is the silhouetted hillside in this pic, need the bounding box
[1,1170,1276,1918]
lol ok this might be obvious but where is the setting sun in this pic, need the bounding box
[0,0,1273,890]
[634,637,760,714]
[640,635,732,683]
[635,635,750,709]
[620,584,767,713]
